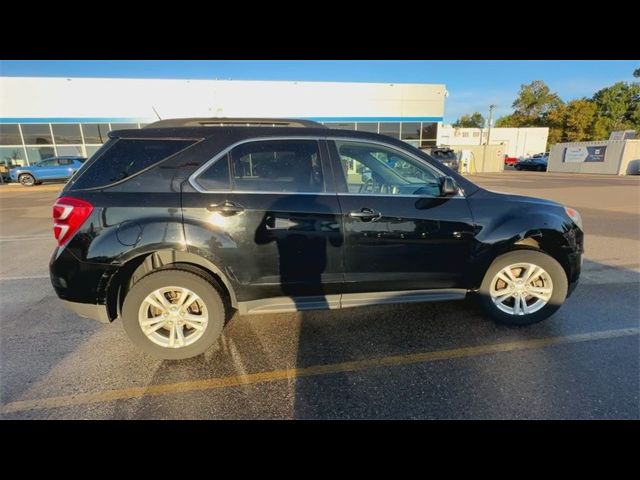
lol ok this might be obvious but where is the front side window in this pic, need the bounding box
[334,141,442,196]
[229,140,324,193]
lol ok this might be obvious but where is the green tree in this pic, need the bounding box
[564,99,598,141]
[495,114,515,127]
[634,68,640,78]
[511,80,563,126]
[591,81,640,137]
[453,112,485,128]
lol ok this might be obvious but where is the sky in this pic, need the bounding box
[1,60,638,123]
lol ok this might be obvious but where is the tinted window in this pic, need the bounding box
[335,140,441,196]
[356,123,378,133]
[401,122,421,140]
[52,124,82,144]
[110,123,139,132]
[81,124,111,143]
[326,122,355,130]
[72,139,195,189]
[26,146,55,163]
[230,140,323,193]
[38,159,59,167]
[21,124,53,145]
[56,145,83,157]
[0,146,27,167]
[0,124,22,145]
[196,155,231,191]
[379,122,400,139]
[58,158,73,165]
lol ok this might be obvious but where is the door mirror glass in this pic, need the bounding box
[440,176,457,196]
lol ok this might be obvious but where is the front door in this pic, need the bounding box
[182,138,344,303]
[327,139,475,293]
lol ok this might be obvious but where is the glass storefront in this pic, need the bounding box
[321,121,439,147]
[0,120,439,167]
[0,122,142,165]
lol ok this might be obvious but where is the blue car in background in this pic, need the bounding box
[9,156,87,186]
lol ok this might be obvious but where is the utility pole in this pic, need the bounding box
[486,104,496,146]
[480,104,496,172]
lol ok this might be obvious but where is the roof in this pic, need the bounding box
[144,117,326,129]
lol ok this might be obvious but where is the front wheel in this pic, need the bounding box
[515,165,521,171]
[122,269,226,359]
[19,173,35,186]
[477,250,568,325]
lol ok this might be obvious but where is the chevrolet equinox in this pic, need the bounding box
[50,118,584,359]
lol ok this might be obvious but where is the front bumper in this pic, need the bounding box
[60,299,110,323]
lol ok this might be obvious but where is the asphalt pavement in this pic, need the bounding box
[0,172,638,419]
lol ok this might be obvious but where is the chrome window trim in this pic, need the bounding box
[189,135,465,198]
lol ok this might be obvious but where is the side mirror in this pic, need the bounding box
[440,176,458,196]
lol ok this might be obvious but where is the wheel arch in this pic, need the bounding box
[469,226,574,289]
[104,249,237,322]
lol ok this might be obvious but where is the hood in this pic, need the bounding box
[480,188,563,209]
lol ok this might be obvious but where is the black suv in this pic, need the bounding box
[50,118,584,359]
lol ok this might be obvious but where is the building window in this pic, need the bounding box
[110,123,139,132]
[0,124,22,145]
[462,132,469,138]
[356,123,378,133]
[401,122,420,140]
[85,145,103,158]
[21,124,53,145]
[26,146,55,163]
[52,124,82,144]
[56,146,84,157]
[326,123,355,130]
[81,124,111,144]
[379,122,400,139]
[472,132,480,137]
[0,146,27,167]
[420,122,438,148]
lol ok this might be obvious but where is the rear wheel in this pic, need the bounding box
[122,269,226,359]
[515,165,521,171]
[19,173,35,186]
[477,250,568,325]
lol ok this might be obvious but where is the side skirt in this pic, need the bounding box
[237,289,468,315]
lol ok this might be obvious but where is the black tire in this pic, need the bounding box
[515,165,521,171]
[122,269,226,360]
[19,173,35,186]
[537,165,544,172]
[477,249,568,326]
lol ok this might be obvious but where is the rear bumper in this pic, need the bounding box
[60,299,110,323]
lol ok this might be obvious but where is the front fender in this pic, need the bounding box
[466,196,578,288]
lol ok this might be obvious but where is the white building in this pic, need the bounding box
[0,77,446,166]
[438,125,549,158]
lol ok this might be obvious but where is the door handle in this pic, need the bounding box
[206,201,245,215]
[349,208,382,222]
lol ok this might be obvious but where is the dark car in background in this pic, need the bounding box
[9,156,87,186]
[515,153,548,171]
[424,146,460,172]
[49,118,583,359]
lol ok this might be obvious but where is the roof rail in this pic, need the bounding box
[144,117,326,129]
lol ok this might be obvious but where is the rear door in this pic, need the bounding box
[327,138,475,293]
[182,137,344,303]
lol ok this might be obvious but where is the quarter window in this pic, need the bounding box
[334,141,442,196]
[229,140,324,193]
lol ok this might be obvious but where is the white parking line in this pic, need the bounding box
[0,275,50,281]
[0,234,52,242]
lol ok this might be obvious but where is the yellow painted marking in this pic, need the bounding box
[2,327,638,414]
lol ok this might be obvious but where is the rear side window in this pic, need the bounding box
[232,140,324,193]
[71,138,195,189]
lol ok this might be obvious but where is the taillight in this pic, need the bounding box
[52,196,94,246]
